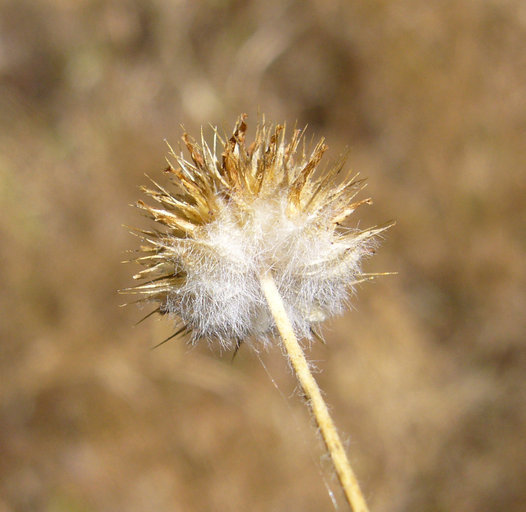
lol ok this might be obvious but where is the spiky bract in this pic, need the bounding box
[125,115,389,349]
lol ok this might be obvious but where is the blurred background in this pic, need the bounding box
[1,1,525,511]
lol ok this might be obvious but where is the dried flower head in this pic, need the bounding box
[125,115,390,350]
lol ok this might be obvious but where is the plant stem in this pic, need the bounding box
[259,268,370,512]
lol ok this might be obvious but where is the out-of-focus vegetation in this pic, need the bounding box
[1,1,525,511]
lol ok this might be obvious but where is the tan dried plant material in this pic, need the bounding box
[123,114,394,512]
[123,114,392,349]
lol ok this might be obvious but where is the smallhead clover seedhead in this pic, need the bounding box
[124,114,391,350]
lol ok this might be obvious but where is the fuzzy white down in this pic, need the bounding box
[164,192,370,348]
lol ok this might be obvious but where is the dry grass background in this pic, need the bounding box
[1,1,525,511]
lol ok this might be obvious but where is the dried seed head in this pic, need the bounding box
[124,115,391,349]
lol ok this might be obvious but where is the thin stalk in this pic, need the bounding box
[259,268,369,512]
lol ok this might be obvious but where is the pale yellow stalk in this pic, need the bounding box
[259,268,369,512]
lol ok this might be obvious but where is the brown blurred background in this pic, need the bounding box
[1,1,525,511]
